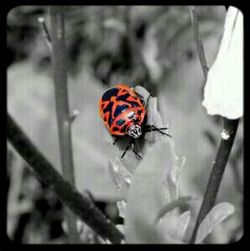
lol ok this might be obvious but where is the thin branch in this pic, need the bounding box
[7,114,124,244]
[38,16,52,53]
[229,137,243,194]
[125,6,153,92]
[189,6,209,80]
[49,6,77,243]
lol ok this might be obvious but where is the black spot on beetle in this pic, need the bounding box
[102,88,119,101]
[103,102,114,114]
[113,127,119,132]
[121,126,126,133]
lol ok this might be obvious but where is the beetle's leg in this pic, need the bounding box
[113,137,119,145]
[121,139,142,159]
[121,139,134,158]
[132,140,142,159]
[132,148,142,159]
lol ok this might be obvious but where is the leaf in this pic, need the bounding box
[144,97,165,143]
[117,200,127,218]
[156,196,193,222]
[107,86,151,178]
[158,210,191,243]
[195,202,235,243]
[108,85,170,195]
[108,158,132,191]
[173,211,191,241]
[134,85,171,146]
[124,139,177,243]
[167,149,186,201]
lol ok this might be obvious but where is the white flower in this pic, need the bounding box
[202,7,243,119]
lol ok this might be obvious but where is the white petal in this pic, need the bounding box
[202,7,243,119]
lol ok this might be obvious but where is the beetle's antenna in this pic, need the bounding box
[145,125,171,137]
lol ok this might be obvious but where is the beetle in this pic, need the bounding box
[99,84,170,159]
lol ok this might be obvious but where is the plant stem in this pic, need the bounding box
[7,114,124,244]
[190,118,239,243]
[189,6,209,80]
[38,16,52,52]
[189,7,240,243]
[125,6,153,93]
[49,6,78,243]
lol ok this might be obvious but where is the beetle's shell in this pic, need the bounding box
[99,84,146,136]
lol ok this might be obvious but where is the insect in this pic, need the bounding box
[99,84,170,159]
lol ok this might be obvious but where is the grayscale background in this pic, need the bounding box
[7,6,243,243]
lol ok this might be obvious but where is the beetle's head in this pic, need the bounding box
[127,123,142,138]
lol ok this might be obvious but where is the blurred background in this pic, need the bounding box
[7,6,243,243]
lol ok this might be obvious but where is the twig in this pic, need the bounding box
[189,7,240,243]
[38,16,52,53]
[189,6,209,80]
[49,6,78,243]
[7,114,124,244]
[125,6,153,93]
[7,151,25,238]
[229,137,243,194]
[190,119,239,243]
